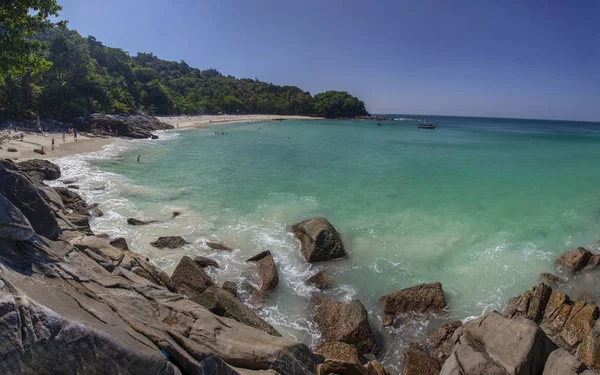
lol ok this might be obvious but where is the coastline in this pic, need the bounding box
[0,114,319,161]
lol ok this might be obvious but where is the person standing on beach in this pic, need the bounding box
[62,132,65,141]
[74,130,77,142]
[52,138,55,150]
[20,133,24,142]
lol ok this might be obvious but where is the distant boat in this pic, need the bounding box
[417,119,437,129]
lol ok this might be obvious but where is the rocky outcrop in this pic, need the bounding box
[557,247,595,273]
[195,255,220,268]
[380,282,447,324]
[151,235,189,249]
[439,311,556,375]
[171,255,214,298]
[246,250,278,302]
[292,216,347,263]
[222,281,238,297]
[193,285,280,336]
[17,159,61,180]
[54,186,103,217]
[0,185,317,374]
[403,345,440,375]
[312,297,379,359]
[74,113,174,139]
[543,349,597,375]
[207,241,234,251]
[307,270,330,289]
[0,163,60,240]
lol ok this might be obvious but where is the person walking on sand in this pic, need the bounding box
[74,130,77,142]
[52,137,55,150]
[20,133,24,142]
[137,155,140,163]
[62,132,65,141]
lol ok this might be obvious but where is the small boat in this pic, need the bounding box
[417,120,437,129]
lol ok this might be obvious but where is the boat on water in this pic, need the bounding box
[417,120,437,129]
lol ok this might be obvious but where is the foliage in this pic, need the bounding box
[0,0,64,75]
[0,26,370,120]
[313,91,368,118]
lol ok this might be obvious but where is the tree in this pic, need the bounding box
[313,91,369,118]
[0,0,64,75]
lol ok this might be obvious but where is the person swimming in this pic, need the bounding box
[137,155,140,163]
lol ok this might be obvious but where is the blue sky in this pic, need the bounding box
[57,0,600,121]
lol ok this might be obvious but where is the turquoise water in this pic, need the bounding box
[53,116,600,372]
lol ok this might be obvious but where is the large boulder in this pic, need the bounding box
[307,270,330,290]
[429,320,463,363]
[151,236,189,249]
[380,282,446,324]
[0,164,60,240]
[543,349,598,375]
[292,217,347,263]
[193,285,280,337]
[246,250,278,302]
[194,255,220,269]
[557,247,594,273]
[17,159,61,180]
[0,193,35,241]
[315,341,361,365]
[171,255,214,299]
[439,311,557,375]
[312,297,379,359]
[109,237,129,251]
[79,113,174,139]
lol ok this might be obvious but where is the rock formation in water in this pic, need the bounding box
[74,113,174,139]
[292,216,347,263]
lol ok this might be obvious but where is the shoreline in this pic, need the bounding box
[0,114,320,161]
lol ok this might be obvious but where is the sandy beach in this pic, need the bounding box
[158,114,319,130]
[0,114,318,160]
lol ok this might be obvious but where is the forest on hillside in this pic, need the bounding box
[0,27,369,121]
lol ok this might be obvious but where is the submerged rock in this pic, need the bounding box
[557,247,594,273]
[207,241,234,251]
[127,217,159,225]
[403,345,440,375]
[150,235,189,249]
[312,296,379,359]
[429,320,463,363]
[291,216,347,263]
[194,255,220,269]
[380,282,447,322]
[307,270,330,290]
[222,281,238,297]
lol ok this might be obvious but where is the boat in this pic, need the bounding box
[417,119,437,129]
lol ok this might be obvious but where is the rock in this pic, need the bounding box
[429,320,463,363]
[151,134,159,139]
[0,192,35,241]
[91,185,106,190]
[557,247,593,273]
[127,217,159,225]
[307,270,330,290]
[194,255,220,268]
[77,113,174,139]
[317,360,365,375]
[585,254,600,271]
[207,241,233,251]
[580,319,600,371]
[0,231,316,374]
[312,297,379,358]
[171,255,214,299]
[53,187,102,217]
[364,361,390,375]
[61,178,78,184]
[314,341,361,365]
[402,345,440,375]
[67,184,80,189]
[0,164,60,240]
[150,236,189,249]
[222,281,238,297]
[193,285,280,337]
[540,272,562,285]
[33,148,46,155]
[7,147,16,152]
[543,349,594,375]
[380,282,447,322]
[560,301,598,348]
[439,311,556,375]
[246,250,278,302]
[292,217,347,262]
[507,283,552,323]
[17,159,61,180]
[109,237,129,251]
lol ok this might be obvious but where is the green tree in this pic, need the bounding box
[0,0,64,75]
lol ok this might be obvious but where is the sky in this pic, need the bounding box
[56,0,600,121]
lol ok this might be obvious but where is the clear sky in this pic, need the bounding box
[56,0,600,121]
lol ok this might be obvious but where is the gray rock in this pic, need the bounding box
[127,217,159,225]
[246,250,278,302]
[207,241,234,251]
[291,216,347,263]
[380,282,446,322]
[543,349,595,375]
[194,255,220,268]
[151,236,189,249]
[109,237,129,251]
[222,281,238,297]
[17,159,61,180]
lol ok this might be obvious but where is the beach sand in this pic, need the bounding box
[159,114,318,130]
[0,114,318,160]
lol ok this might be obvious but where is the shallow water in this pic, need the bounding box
[51,115,600,372]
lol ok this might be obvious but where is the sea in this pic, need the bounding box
[50,115,600,373]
